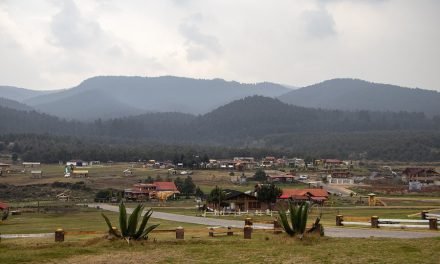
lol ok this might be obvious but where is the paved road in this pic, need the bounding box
[89,204,440,239]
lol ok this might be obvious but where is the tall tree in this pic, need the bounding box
[208,186,225,210]
[256,184,282,210]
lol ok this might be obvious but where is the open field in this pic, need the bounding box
[1,231,439,263]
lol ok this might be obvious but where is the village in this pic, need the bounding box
[1,155,440,263]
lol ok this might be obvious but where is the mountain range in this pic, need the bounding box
[279,78,440,117]
[1,76,439,121]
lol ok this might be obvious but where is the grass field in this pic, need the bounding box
[1,204,440,263]
[1,231,439,263]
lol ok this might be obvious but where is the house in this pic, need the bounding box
[279,188,329,205]
[66,160,88,167]
[71,169,89,178]
[261,156,276,167]
[124,182,180,201]
[0,163,10,173]
[401,168,440,184]
[323,159,343,168]
[266,174,296,183]
[328,171,354,185]
[213,189,266,211]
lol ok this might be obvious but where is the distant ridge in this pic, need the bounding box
[279,78,440,117]
[18,76,290,120]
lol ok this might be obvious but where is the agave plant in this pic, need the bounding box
[102,202,159,243]
[278,202,309,237]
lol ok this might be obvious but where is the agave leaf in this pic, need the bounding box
[278,208,295,236]
[127,204,143,236]
[101,213,117,236]
[119,202,128,236]
[138,224,160,240]
[300,202,309,234]
[135,208,153,238]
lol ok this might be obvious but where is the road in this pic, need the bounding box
[89,204,440,239]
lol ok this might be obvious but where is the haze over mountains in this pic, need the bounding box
[1,76,289,120]
[1,76,439,121]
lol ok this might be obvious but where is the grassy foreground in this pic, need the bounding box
[1,233,439,263]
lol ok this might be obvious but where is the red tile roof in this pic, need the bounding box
[0,202,9,210]
[154,182,178,191]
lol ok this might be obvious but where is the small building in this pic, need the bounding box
[218,189,266,211]
[266,174,296,183]
[72,170,89,178]
[22,162,41,168]
[124,182,179,201]
[66,160,88,167]
[31,170,43,179]
[279,188,329,205]
[401,168,440,183]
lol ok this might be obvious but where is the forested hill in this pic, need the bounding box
[279,79,440,117]
[16,76,289,120]
[1,96,440,161]
[1,95,439,141]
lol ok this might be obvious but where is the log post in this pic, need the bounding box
[227,226,233,236]
[244,225,252,239]
[336,215,344,226]
[209,227,214,237]
[55,228,64,242]
[371,216,379,228]
[428,218,438,230]
[176,226,184,239]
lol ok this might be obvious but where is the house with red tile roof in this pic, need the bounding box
[279,188,329,205]
[124,182,179,201]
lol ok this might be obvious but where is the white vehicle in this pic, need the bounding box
[299,175,308,180]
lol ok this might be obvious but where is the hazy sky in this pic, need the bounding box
[0,0,439,91]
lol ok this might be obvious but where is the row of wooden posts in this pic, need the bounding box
[53,218,283,242]
[336,211,439,230]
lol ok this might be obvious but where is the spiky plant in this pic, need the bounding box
[278,202,309,237]
[102,202,159,243]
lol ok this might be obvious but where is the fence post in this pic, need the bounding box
[176,226,184,239]
[336,215,344,226]
[244,225,252,239]
[371,216,379,228]
[421,211,428,220]
[55,228,65,242]
[428,218,438,230]
[227,226,233,236]
[209,227,214,237]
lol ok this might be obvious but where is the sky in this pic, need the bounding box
[0,0,439,91]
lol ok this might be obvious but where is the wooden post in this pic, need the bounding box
[371,216,379,228]
[428,218,438,230]
[421,211,428,220]
[227,226,233,236]
[245,218,253,226]
[55,228,64,242]
[244,225,252,239]
[336,215,344,226]
[176,226,184,239]
[209,227,214,237]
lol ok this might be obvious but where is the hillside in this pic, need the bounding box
[279,79,440,117]
[0,97,34,111]
[0,86,58,102]
[1,96,440,161]
[20,76,290,120]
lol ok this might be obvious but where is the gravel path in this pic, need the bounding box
[89,204,440,239]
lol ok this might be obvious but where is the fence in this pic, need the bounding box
[336,211,438,230]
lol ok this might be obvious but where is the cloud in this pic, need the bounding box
[179,13,222,61]
[301,5,336,39]
[50,0,103,49]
